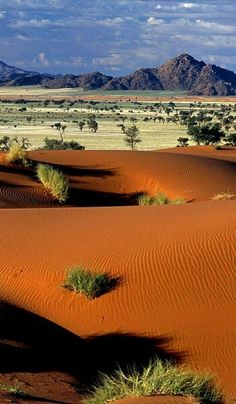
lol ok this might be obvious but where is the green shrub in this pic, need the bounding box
[63,267,114,300]
[36,163,69,203]
[138,192,185,206]
[84,360,223,404]
[43,138,85,150]
[5,144,28,166]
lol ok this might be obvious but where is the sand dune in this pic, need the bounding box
[0,201,235,398]
[1,146,235,208]
[0,147,235,402]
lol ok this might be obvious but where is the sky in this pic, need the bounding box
[0,0,236,76]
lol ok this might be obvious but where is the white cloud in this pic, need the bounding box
[92,52,123,66]
[38,52,49,66]
[10,18,65,28]
[179,3,194,8]
[196,19,235,33]
[147,17,164,26]
[99,17,124,26]
[15,34,30,40]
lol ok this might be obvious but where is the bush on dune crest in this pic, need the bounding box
[5,144,28,166]
[138,192,185,206]
[36,163,69,203]
[84,360,223,404]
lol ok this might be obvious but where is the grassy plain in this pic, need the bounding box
[0,87,235,150]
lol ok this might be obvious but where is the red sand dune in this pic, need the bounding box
[0,146,235,208]
[0,147,235,402]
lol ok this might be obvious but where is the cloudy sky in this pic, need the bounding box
[0,0,236,76]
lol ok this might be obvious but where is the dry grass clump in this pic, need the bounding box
[36,163,69,203]
[138,192,185,206]
[5,144,28,166]
[84,360,223,404]
[211,192,236,201]
[0,381,26,397]
[63,267,116,300]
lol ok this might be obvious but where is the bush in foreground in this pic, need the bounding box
[5,144,28,166]
[36,163,69,203]
[63,267,115,300]
[138,192,185,206]
[84,360,223,404]
[0,381,26,397]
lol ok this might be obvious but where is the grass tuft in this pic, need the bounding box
[36,163,69,203]
[138,192,185,206]
[83,360,223,404]
[5,144,28,166]
[211,191,236,201]
[0,381,27,397]
[63,267,116,300]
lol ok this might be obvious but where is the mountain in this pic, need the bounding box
[41,72,112,90]
[0,55,236,95]
[101,54,236,95]
[0,60,52,86]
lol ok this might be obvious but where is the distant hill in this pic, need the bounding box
[0,54,236,95]
[0,60,52,86]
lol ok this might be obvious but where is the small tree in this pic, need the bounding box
[87,117,98,133]
[78,121,86,131]
[124,125,142,150]
[177,137,189,147]
[52,122,66,142]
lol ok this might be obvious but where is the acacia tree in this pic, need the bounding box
[187,123,225,145]
[177,137,189,147]
[124,125,142,150]
[52,122,67,142]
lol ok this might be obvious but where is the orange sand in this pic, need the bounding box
[0,147,235,401]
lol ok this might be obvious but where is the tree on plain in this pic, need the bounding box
[124,125,142,150]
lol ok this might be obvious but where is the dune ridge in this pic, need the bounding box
[0,146,235,208]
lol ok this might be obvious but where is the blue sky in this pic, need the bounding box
[0,0,236,76]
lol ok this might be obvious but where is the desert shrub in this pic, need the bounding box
[138,192,185,206]
[0,381,26,397]
[211,191,236,201]
[63,267,114,299]
[5,144,28,166]
[84,360,223,404]
[43,138,85,150]
[36,163,69,203]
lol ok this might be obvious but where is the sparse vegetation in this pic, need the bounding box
[36,163,69,203]
[43,137,85,150]
[138,192,185,206]
[124,125,142,149]
[5,144,28,166]
[211,191,236,201]
[63,267,115,299]
[84,359,223,404]
[0,381,26,397]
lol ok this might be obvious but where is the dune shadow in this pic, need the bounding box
[30,159,116,179]
[0,304,184,393]
[68,188,143,207]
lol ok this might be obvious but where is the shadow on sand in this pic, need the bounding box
[0,304,183,395]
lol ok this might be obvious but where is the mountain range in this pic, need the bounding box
[0,54,236,96]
